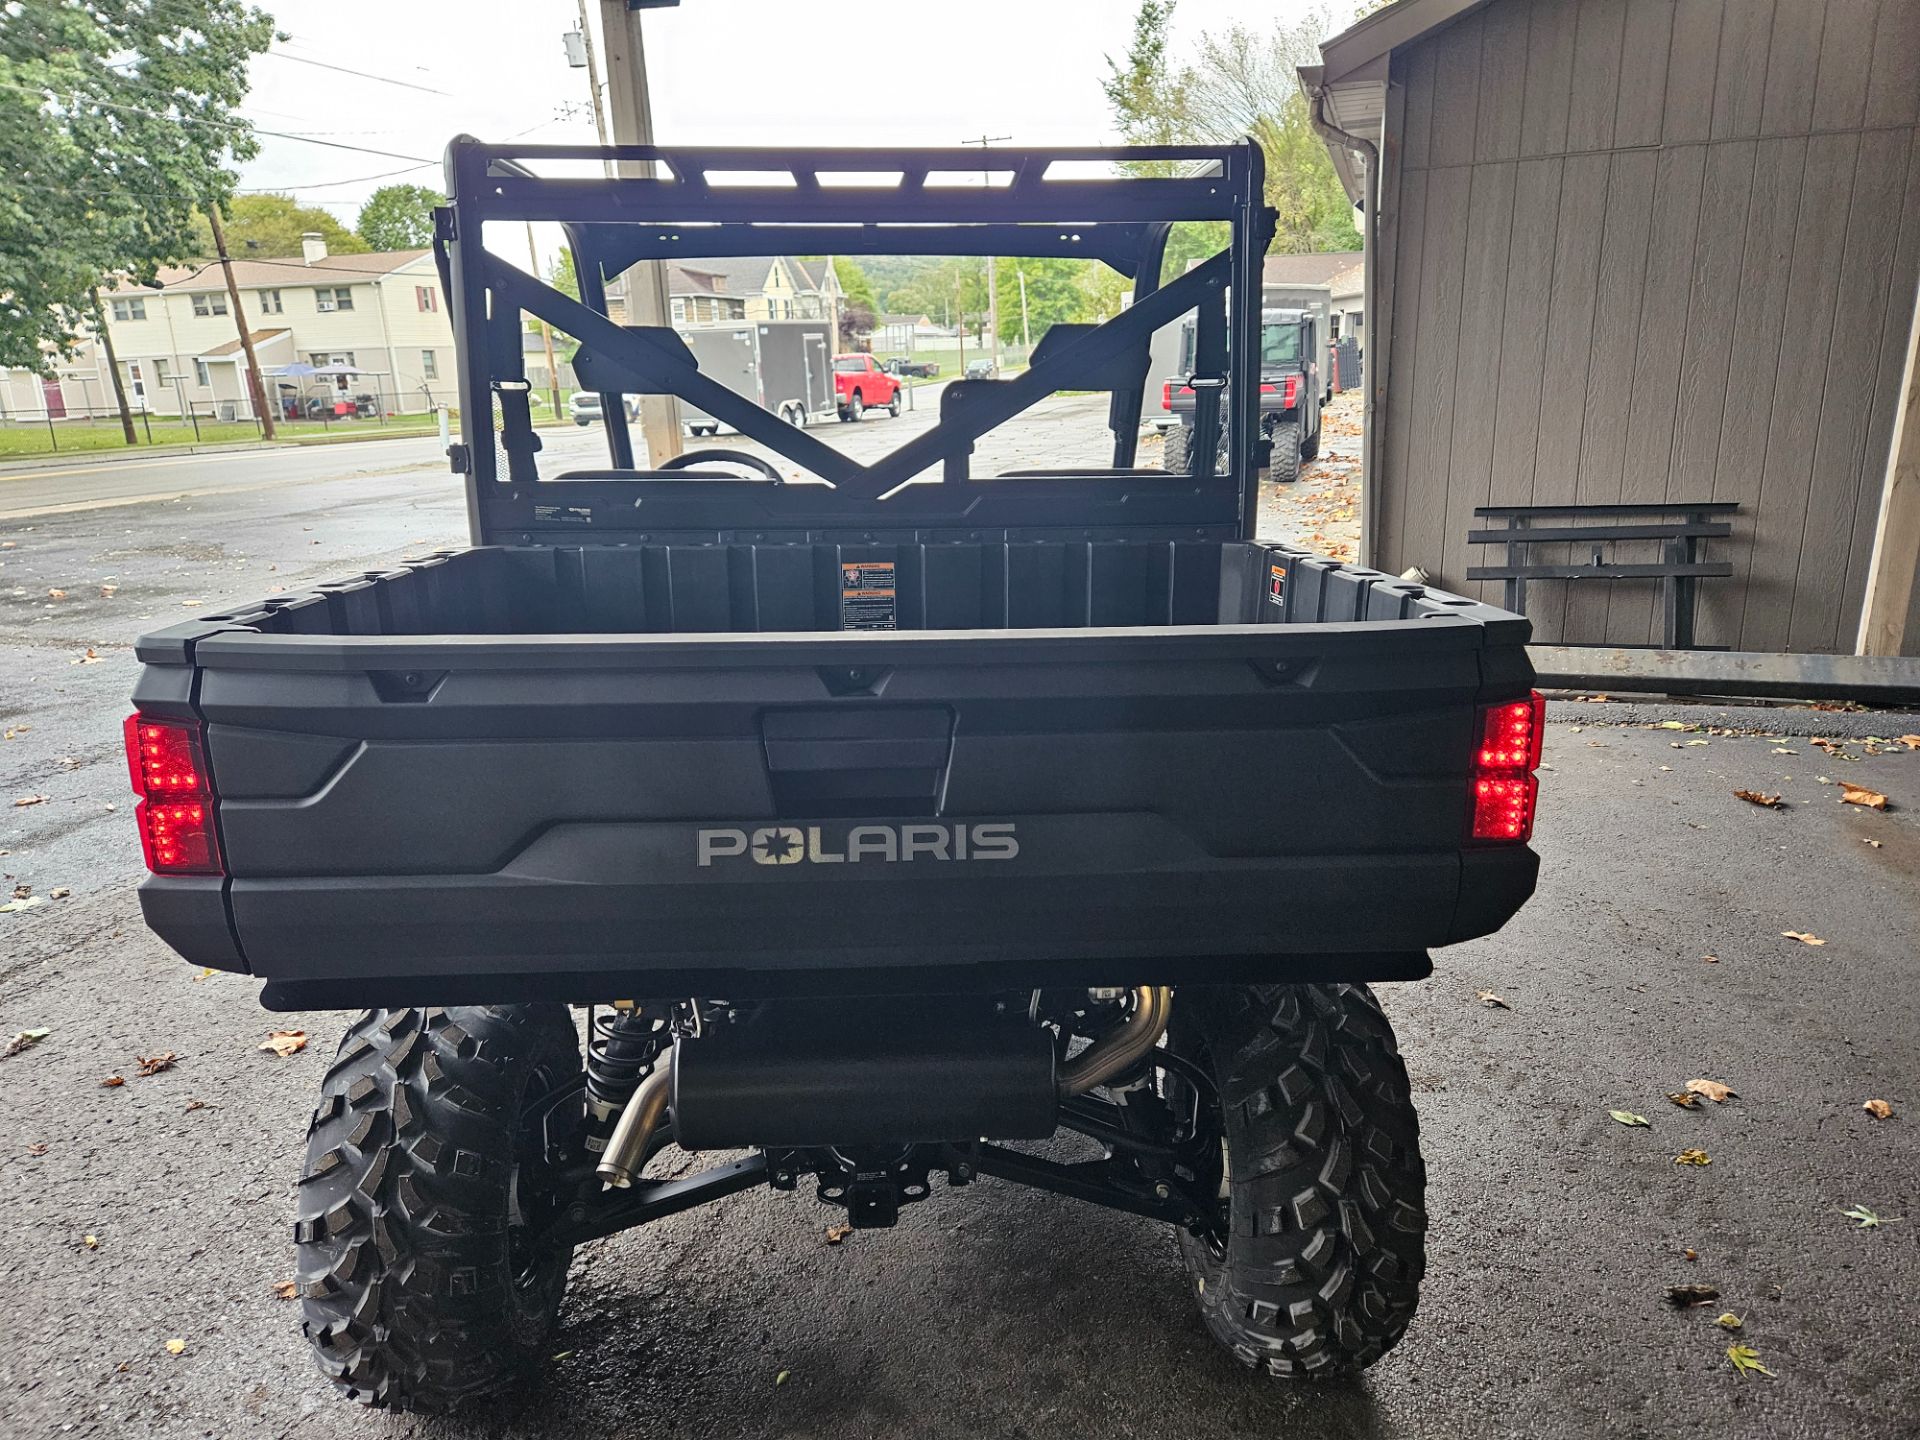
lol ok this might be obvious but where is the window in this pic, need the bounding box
[833,357,870,374]
[1258,323,1303,368]
[193,359,211,387]
[314,287,353,313]
[110,298,146,322]
[191,293,229,317]
[670,298,687,322]
[258,289,282,315]
[421,350,438,380]
[415,285,438,313]
[153,359,172,384]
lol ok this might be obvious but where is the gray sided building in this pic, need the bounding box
[1304,0,1920,655]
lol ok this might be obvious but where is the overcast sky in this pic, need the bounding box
[235,0,1341,246]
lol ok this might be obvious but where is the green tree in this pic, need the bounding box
[356,183,444,250]
[186,193,368,259]
[1103,3,1362,259]
[830,257,877,316]
[0,0,277,383]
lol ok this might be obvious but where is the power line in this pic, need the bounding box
[259,50,453,96]
[0,80,435,163]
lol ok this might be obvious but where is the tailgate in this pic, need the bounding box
[149,622,1536,1003]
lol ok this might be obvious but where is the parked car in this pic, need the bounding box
[831,352,903,420]
[568,391,640,426]
[887,357,940,378]
[964,358,997,380]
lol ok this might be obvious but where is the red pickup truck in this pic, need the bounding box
[831,352,903,421]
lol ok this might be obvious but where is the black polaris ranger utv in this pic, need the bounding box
[123,139,1543,1413]
[1162,305,1322,483]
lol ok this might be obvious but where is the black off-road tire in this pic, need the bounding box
[295,1005,583,1412]
[1269,419,1301,484]
[1299,424,1320,462]
[1161,424,1191,474]
[1176,983,1426,1379]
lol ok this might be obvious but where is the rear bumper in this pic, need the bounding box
[140,840,1536,1007]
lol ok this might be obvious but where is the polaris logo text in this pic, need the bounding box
[697,823,1019,867]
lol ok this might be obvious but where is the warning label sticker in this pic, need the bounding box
[1268,562,1288,607]
[533,504,593,526]
[840,561,897,631]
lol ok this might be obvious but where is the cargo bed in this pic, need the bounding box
[131,540,1537,1008]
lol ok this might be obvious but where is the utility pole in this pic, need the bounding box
[88,286,137,444]
[208,205,276,439]
[526,221,564,421]
[955,279,967,375]
[597,0,683,463]
[1017,267,1031,353]
[965,133,1010,371]
[573,0,613,166]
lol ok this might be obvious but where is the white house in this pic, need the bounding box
[53,233,457,419]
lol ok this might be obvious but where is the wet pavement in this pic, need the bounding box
[3,399,1916,1439]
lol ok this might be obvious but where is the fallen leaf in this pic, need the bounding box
[193,967,215,981]
[26,1142,48,1157]
[1703,955,1720,964]
[1863,838,1883,848]
[47,588,67,600]
[1686,1079,1737,1104]
[1781,931,1827,946]
[260,1030,308,1057]
[551,1350,574,1362]
[164,1339,187,1356]
[1675,1148,1712,1166]
[100,1075,125,1087]
[184,1098,210,1113]
[1863,1099,1893,1120]
[4,1027,52,1056]
[1841,1204,1888,1229]
[775,1370,791,1386]
[83,1234,98,1249]
[1687,738,1711,746]
[1656,720,1695,731]
[1475,989,1510,1009]
[1667,1091,1702,1108]
[272,1281,297,1300]
[1839,782,1889,810]
[1727,1345,1774,1378]
[1715,1312,1743,1330]
[825,1223,853,1245]
[75,648,102,665]
[135,1051,179,1077]
[48,886,70,900]
[98,584,117,598]
[1771,747,1797,755]
[11,884,28,900]
[1896,735,1920,750]
[1733,790,1784,807]
[1666,1282,1719,1307]
[13,795,49,807]
[1610,1110,1650,1127]
[1683,1248,1698,1262]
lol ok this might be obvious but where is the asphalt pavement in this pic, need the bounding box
[2,411,1918,1439]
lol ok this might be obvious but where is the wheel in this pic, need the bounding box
[1268,419,1300,484]
[887,391,901,417]
[1174,983,1427,1380]
[1298,424,1320,462]
[574,418,590,427]
[295,1005,584,1412]
[848,391,865,421]
[1161,425,1191,474]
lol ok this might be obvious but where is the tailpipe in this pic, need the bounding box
[596,1063,671,1188]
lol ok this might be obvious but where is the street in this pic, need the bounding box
[3,410,1918,1439]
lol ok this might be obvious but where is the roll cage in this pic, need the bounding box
[436,138,1275,546]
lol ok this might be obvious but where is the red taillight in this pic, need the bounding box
[1161,380,1173,410]
[1282,374,1300,408]
[1470,693,1545,843]
[123,714,222,875]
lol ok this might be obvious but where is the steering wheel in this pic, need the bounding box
[656,448,783,482]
